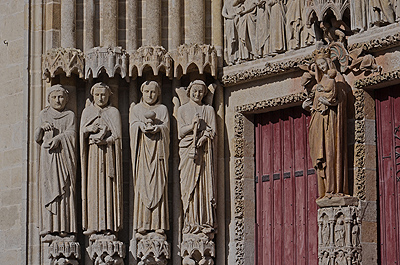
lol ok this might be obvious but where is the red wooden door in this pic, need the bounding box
[255,107,318,265]
[376,86,400,264]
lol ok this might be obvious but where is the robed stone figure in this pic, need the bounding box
[35,85,77,237]
[177,80,217,234]
[80,82,123,235]
[130,81,170,234]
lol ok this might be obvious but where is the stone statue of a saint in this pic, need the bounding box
[268,0,286,54]
[80,82,123,235]
[222,0,239,64]
[177,80,217,235]
[302,49,349,199]
[130,81,170,235]
[236,0,258,60]
[370,0,395,26]
[35,85,77,238]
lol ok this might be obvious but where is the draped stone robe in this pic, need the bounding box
[35,107,77,234]
[177,101,217,233]
[80,103,123,233]
[130,102,170,231]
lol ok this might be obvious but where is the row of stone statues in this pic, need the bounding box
[36,80,217,264]
[223,0,400,64]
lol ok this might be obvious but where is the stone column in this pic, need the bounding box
[101,0,118,47]
[146,0,161,46]
[187,0,205,44]
[46,0,61,49]
[127,0,138,51]
[212,0,223,59]
[84,0,95,52]
[61,0,76,48]
[169,0,181,49]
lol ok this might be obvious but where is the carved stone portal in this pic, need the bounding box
[318,206,361,265]
[87,234,125,265]
[46,235,81,265]
[181,234,215,265]
[85,47,128,80]
[42,48,85,82]
[136,232,170,265]
[129,46,172,79]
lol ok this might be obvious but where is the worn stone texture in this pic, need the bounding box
[0,0,25,263]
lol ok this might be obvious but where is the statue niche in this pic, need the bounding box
[130,81,170,265]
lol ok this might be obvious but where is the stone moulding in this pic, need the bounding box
[85,46,129,80]
[171,44,217,79]
[349,32,400,53]
[354,69,400,89]
[129,46,173,79]
[42,48,85,82]
[354,89,366,200]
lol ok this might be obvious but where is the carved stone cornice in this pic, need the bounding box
[354,69,400,89]
[171,44,217,78]
[304,0,350,24]
[349,32,400,53]
[85,46,128,80]
[42,48,85,82]
[129,46,172,79]
[221,55,313,86]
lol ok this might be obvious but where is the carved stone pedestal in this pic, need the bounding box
[318,202,361,265]
[44,235,81,265]
[136,232,170,265]
[87,234,125,265]
[181,233,215,265]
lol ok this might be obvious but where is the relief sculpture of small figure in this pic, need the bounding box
[35,85,77,239]
[80,82,123,236]
[335,218,345,247]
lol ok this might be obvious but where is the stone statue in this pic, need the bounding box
[302,48,349,199]
[335,218,345,247]
[370,0,395,26]
[350,0,369,32]
[335,251,346,265]
[177,80,217,235]
[80,82,123,235]
[236,0,259,60]
[222,0,239,64]
[130,81,170,235]
[286,0,304,50]
[351,223,359,247]
[35,85,77,238]
[320,252,330,265]
[256,0,270,56]
[267,0,286,54]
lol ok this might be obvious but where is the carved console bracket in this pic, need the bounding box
[318,205,361,265]
[46,235,81,265]
[87,234,125,265]
[129,46,172,79]
[305,0,350,25]
[85,47,128,80]
[181,233,215,265]
[172,44,217,79]
[42,48,85,82]
[136,232,170,265]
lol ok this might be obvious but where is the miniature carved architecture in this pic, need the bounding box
[4,0,400,264]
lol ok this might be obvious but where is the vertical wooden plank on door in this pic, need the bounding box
[255,114,261,265]
[392,87,400,262]
[282,109,294,264]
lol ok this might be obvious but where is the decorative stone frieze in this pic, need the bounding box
[136,233,170,265]
[181,233,215,265]
[318,205,361,265]
[129,46,172,79]
[87,234,125,265]
[42,48,85,82]
[349,33,400,53]
[46,235,81,265]
[172,44,217,78]
[85,47,128,80]
[354,69,400,89]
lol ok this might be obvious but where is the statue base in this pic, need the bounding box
[136,232,170,265]
[316,195,359,208]
[43,234,80,265]
[87,234,125,265]
[318,205,362,265]
[181,233,215,265]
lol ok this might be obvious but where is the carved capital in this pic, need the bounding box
[42,48,85,82]
[85,47,128,80]
[129,46,172,79]
[136,232,170,265]
[87,234,125,265]
[172,44,217,78]
[45,235,80,265]
[181,233,215,265]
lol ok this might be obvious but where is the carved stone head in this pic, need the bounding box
[140,81,161,105]
[90,82,112,108]
[187,80,207,104]
[47,84,69,111]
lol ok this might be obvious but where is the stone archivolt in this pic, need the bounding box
[129,46,173,79]
[42,48,85,81]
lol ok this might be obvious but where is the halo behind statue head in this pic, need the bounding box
[47,84,69,103]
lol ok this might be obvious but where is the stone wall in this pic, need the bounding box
[0,0,26,263]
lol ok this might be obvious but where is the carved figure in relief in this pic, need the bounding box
[319,20,345,45]
[80,82,123,235]
[35,85,77,238]
[130,81,170,235]
[267,0,286,54]
[302,49,349,199]
[222,0,239,64]
[351,223,359,247]
[322,221,330,246]
[320,252,330,265]
[256,0,270,57]
[177,80,217,235]
[335,251,346,265]
[236,0,259,60]
[350,0,369,32]
[286,0,304,50]
[335,218,345,247]
[370,0,396,26]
